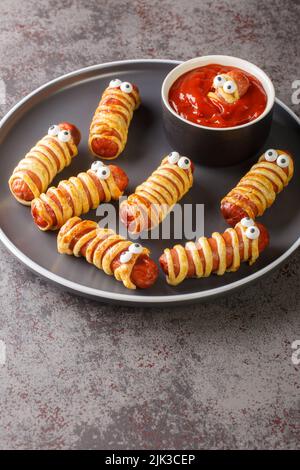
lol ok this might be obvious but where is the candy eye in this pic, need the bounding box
[264,149,278,162]
[48,124,59,136]
[178,157,191,169]
[213,75,226,88]
[97,166,111,180]
[223,80,237,94]
[58,129,71,142]
[168,151,180,164]
[91,161,104,172]
[120,251,133,264]
[277,154,290,168]
[128,243,143,255]
[241,217,255,228]
[109,79,122,88]
[245,226,260,240]
[120,82,133,93]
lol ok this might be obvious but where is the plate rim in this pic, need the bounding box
[0,59,299,304]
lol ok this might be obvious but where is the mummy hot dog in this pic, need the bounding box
[89,79,141,160]
[221,149,294,226]
[208,70,250,104]
[159,219,269,286]
[8,123,81,205]
[31,161,128,231]
[57,217,158,289]
[120,152,194,234]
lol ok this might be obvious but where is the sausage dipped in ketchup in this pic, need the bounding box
[168,64,267,128]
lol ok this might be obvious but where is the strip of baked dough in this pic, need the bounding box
[212,232,227,275]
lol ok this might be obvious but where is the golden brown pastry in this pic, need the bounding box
[159,219,269,286]
[8,122,80,205]
[57,217,158,289]
[221,149,294,226]
[120,152,194,234]
[89,79,141,160]
[31,161,128,231]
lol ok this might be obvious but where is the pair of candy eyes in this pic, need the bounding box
[264,149,290,168]
[213,75,237,94]
[120,244,143,263]
[168,152,191,169]
[48,125,71,142]
[240,217,260,240]
[109,79,133,93]
[91,161,111,180]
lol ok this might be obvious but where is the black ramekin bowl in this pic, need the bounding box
[161,55,275,167]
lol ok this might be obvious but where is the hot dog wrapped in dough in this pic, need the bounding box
[221,149,294,226]
[89,79,141,160]
[208,70,250,104]
[57,217,158,289]
[120,152,194,234]
[159,219,269,286]
[8,123,81,205]
[31,161,128,231]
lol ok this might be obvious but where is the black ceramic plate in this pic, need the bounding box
[0,60,299,306]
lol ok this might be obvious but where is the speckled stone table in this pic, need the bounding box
[0,0,299,450]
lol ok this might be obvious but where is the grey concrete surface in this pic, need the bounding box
[0,0,300,450]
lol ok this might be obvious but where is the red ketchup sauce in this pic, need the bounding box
[168,64,267,128]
